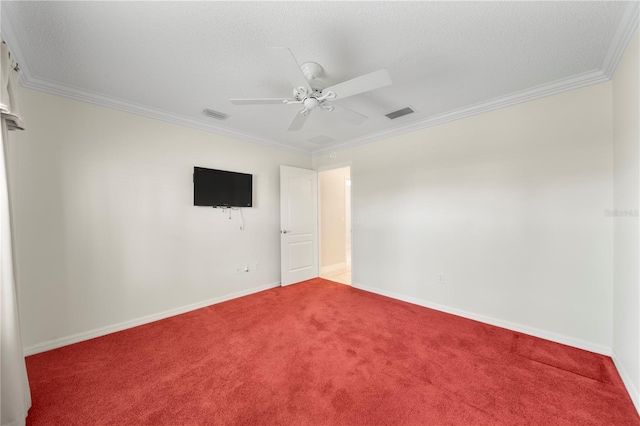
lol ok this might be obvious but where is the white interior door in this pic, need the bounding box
[280,165,318,286]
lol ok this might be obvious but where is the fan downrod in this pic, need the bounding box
[300,62,323,80]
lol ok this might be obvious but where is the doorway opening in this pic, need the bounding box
[319,166,351,285]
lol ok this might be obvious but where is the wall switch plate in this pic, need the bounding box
[235,265,241,273]
[437,273,444,284]
[255,262,260,270]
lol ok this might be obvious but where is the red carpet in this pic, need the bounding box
[26,278,639,425]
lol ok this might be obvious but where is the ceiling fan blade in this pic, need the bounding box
[230,98,289,105]
[324,102,368,126]
[288,110,309,131]
[267,47,312,92]
[324,69,392,100]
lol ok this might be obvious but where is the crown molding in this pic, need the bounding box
[601,0,640,79]
[3,2,638,158]
[314,2,639,157]
[0,14,308,156]
[21,75,309,155]
[312,69,608,156]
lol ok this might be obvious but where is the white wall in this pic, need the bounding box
[6,88,311,352]
[314,82,614,353]
[612,27,640,411]
[319,167,349,269]
[5,66,627,365]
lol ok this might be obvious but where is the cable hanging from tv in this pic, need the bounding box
[214,206,245,231]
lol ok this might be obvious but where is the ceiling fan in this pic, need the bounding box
[230,47,392,131]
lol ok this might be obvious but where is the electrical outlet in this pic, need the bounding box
[437,273,444,284]
[235,265,241,274]
[255,262,261,270]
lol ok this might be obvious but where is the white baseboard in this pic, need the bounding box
[612,351,640,415]
[321,262,346,274]
[352,282,611,356]
[23,282,281,356]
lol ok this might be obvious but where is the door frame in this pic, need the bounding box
[316,161,353,285]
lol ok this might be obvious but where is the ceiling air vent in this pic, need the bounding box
[309,135,335,145]
[385,107,414,120]
[202,108,230,121]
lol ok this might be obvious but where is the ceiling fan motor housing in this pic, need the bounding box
[293,86,324,101]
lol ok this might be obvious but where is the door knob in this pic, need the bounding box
[281,229,292,234]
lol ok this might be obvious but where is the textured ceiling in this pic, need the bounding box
[0,1,633,153]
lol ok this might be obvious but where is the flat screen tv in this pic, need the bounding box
[193,167,252,207]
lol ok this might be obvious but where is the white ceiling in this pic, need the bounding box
[1,1,638,154]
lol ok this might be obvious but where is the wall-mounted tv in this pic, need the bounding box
[193,167,253,207]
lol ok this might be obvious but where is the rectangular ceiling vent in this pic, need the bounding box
[385,107,414,120]
[309,135,335,145]
[202,108,230,121]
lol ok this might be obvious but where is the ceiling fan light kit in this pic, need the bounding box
[230,47,392,131]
